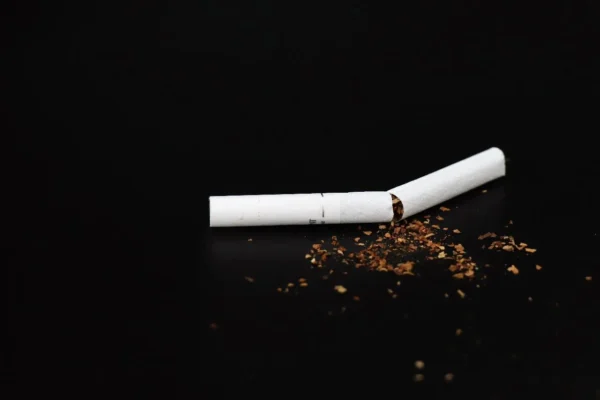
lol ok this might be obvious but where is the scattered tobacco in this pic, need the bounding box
[266,200,546,387]
[478,232,538,258]
[304,204,480,284]
[302,209,543,300]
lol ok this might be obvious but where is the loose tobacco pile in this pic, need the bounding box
[302,198,539,290]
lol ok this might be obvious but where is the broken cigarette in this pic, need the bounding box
[209,147,505,227]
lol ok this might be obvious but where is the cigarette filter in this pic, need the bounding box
[209,147,505,227]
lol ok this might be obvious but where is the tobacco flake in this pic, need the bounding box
[334,285,347,294]
[507,265,519,275]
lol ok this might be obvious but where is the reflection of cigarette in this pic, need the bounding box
[209,147,505,227]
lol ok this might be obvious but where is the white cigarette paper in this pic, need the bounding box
[209,192,393,227]
[388,147,506,219]
[209,147,505,227]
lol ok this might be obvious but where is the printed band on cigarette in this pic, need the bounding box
[209,147,506,227]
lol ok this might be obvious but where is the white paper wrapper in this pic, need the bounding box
[388,147,506,219]
[209,192,393,227]
[340,191,394,224]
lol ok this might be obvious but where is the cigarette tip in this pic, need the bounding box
[490,146,505,160]
[488,147,507,176]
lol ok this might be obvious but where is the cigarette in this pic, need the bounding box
[209,147,505,227]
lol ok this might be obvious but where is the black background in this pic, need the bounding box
[5,0,600,398]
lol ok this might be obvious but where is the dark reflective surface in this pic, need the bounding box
[204,166,600,396]
[8,1,600,395]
